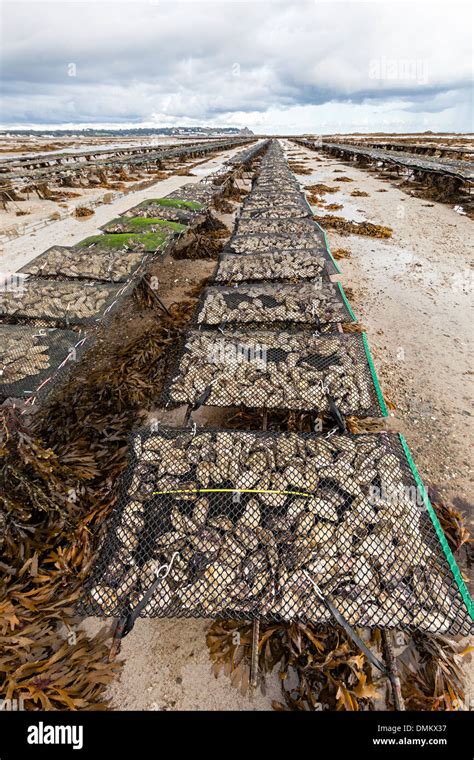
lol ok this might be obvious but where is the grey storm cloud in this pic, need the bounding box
[0,0,472,130]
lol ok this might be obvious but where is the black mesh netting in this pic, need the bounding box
[20,245,150,283]
[239,205,311,221]
[226,233,328,256]
[0,324,84,401]
[166,184,217,204]
[253,176,300,187]
[193,282,354,331]
[213,250,334,283]
[77,426,472,635]
[120,202,201,224]
[234,216,322,236]
[242,194,309,212]
[74,232,174,254]
[254,181,300,191]
[98,218,187,235]
[161,329,383,416]
[226,141,270,166]
[0,278,128,328]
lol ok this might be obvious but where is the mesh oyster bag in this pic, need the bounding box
[78,426,473,635]
[166,183,217,205]
[20,246,148,283]
[234,216,324,237]
[238,205,312,221]
[0,324,84,401]
[225,233,330,256]
[75,230,174,254]
[120,199,204,223]
[161,329,387,417]
[242,194,309,212]
[212,249,333,284]
[0,278,128,328]
[99,217,187,235]
[193,282,356,331]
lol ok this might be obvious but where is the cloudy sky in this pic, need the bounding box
[1,0,472,133]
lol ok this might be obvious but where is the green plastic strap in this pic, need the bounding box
[302,195,342,275]
[361,332,388,417]
[336,281,357,322]
[399,434,474,621]
[312,218,342,275]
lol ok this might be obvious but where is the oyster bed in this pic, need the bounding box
[239,205,311,220]
[100,217,187,235]
[169,183,217,204]
[164,329,381,415]
[20,245,146,282]
[77,231,172,252]
[195,282,352,328]
[121,202,200,224]
[81,428,470,634]
[0,325,80,398]
[227,233,324,255]
[73,140,473,639]
[243,197,308,212]
[235,216,319,236]
[253,185,300,195]
[214,250,329,283]
[0,279,123,326]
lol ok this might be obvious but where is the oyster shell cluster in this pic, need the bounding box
[122,203,198,224]
[242,195,308,210]
[215,250,327,283]
[21,245,145,283]
[88,429,467,634]
[0,279,118,325]
[100,218,180,235]
[235,216,318,236]
[196,282,349,328]
[228,234,321,255]
[167,329,375,414]
[170,183,216,204]
[0,328,51,383]
[239,205,310,220]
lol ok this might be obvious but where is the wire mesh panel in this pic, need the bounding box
[76,230,174,253]
[242,194,309,212]
[99,217,187,235]
[20,246,149,283]
[0,324,83,401]
[162,329,384,416]
[0,278,126,328]
[226,141,270,166]
[253,183,301,194]
[255,176,299,183]
[226,233,327,255]
[78,427,472,635]
[121,200,202,223]
[166,184,217,204]
[193,282,354,330]
[239,205,312,220]
[234,216,321,236]
[213,250,332,284]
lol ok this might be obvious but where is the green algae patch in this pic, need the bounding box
[78,231,170,252]
[137,198,203,211]
[102,217,187,234]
